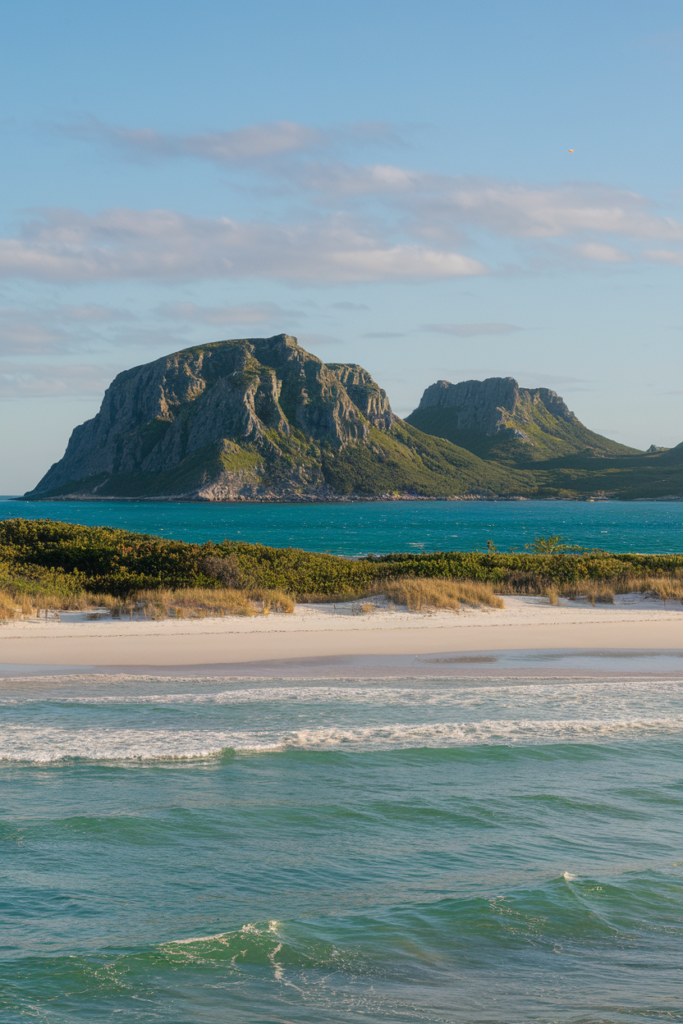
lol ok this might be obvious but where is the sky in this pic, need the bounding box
[1,0,682,493]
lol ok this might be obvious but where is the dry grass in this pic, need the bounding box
[545,587,559,606]
[0,591,20,620]
[111,587,295,619]
[632,576,683,604]
[0,586,295,621]
[373,578,504,613]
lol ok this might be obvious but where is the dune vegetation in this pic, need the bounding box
[1,518,683,620]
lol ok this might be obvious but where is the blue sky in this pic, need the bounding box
[1,0,682,491]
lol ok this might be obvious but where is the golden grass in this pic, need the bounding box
[373,578,504,612]
[5,572,683,624]
[0,586,295,621]
[0,591,19,620]
[633,576,683,603]
[110,587,295,619]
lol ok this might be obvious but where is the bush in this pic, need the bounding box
[2,518,683,608]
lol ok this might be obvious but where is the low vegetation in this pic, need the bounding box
[376,578,504,612]
[1,518,682,620]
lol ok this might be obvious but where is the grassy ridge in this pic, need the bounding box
[2,519,683,604]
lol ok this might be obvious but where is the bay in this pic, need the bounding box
[3,497,683,554]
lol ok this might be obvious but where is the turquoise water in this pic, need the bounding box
[2,672,683,1022]
[3,497,683,553]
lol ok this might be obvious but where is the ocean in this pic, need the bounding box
[2,669,683,1022]
[3,497,683,554]
[3,500,683,1020]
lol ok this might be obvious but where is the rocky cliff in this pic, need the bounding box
[28,340,679,502]
[27,335,526,501]
[407,376,639,462]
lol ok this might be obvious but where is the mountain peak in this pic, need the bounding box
[415,376,578,439]
[407,375,638,463]
[25,335,402,501]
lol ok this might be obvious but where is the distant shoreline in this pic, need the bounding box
[12,493,683,503]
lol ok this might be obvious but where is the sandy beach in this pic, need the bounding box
[2,593,682,673]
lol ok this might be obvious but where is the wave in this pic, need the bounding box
[4,872,683,1011]
[3,676,683,708]
[3,714,683,762]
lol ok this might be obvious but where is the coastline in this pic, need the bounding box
[2,594,683,675]
[13,494,683,503]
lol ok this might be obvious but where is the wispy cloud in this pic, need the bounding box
[573,243,630,263]
[292,166,683,244]
[0,208,487,283]
[0,361,113,398]
[645,249,683,266]
[0,307,69,355]
[296,332,342,348]
[422,323,521,337]
[159,301,304,326]
[60,117,404,165]
[0,303,134,356]
[6,119,683,287]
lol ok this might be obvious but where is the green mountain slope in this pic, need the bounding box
[406,377,639,464]
[25,336,533,501]
[23,340,683,502]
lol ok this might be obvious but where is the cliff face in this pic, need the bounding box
[30,334,533,501]
[414,377,578,443]
[29,340,668,503]
[407,376,638,462]
[29,335,402,499]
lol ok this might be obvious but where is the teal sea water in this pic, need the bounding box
[2,671,683,1022]
[3,497,683,553]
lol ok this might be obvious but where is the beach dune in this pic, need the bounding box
[1,595,682,672]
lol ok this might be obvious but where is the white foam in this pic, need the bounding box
[3,714,683,762]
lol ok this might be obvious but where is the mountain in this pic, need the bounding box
[406,377,639,463]
[23,340,683,502]
[406,375,683,499]
[25,335,533,501]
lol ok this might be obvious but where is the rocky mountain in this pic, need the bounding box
[24,338,683,502]
[406,376,639,463]
[26,335,530,501]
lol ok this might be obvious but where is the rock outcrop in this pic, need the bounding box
[28,340,672,502]
[414,378,578,443]
[407,376,639,462]
[28,335,524,501]
[28,335,397,499]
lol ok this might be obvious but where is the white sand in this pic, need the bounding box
[1,593,682,669]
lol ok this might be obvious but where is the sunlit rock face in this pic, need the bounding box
[27,335,400,500]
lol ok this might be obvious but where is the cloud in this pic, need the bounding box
[644,249,683,266]
[62,118,404,166]
[296,166,683,243]
[0,361,113,398]
[54,304,132,322]
[0,304,135,357]
[296,332,342,348]
[332,301,370,310]
[0,307,69,355]
[364,331,404,338]
[574,243,630,263]
[0,208,487,284]
[64,119,325,163]
[159,301,303,325]
[422,322,521,337]
[12,118,683,288]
